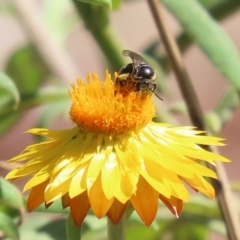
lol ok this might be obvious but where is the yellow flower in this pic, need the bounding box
[6,71,229,226]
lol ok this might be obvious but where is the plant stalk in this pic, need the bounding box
[107,213,127,240]
[11,0,80,81]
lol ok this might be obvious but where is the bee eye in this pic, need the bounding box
[138,66,155,78]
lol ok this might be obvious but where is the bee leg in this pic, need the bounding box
[114,79,127,96]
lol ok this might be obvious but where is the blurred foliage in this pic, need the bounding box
[0,0,240,239]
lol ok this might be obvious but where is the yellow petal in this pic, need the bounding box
[140,159,171,198]
[44,178,71,203]
[168,178,190,202]
[69,164,88,198]
[88,174,114,218]
[23,166,51,192]
[183,176,215,199]
[86,153,105,191]
[114,142,140,172]
[4,71,230,227]
[115,172,139,203]
[101,152,121,199]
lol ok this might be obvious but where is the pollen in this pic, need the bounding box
[69,71,155,135]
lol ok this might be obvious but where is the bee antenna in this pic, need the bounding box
[153,91,163,101]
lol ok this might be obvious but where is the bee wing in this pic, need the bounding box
[122,50,147,67]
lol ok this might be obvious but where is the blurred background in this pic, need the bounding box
[0,0,239,239]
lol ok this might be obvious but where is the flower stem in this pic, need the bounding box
[107,213,127,240]
[147,0,240,239]
[66,213,82,240]
[72,0,125,71]
[107,204,133,240]
[91,26,126,71]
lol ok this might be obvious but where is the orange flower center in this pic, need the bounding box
[69,71,155,135]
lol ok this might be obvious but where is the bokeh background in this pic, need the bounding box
[0,0,239,239]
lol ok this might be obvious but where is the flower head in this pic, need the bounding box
[6,71,229,226]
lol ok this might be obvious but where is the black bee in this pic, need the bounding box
[114,50,162,100]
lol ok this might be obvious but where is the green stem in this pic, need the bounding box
[0,87,68,117]
[72,0,125,71]
[66,214,82,240]
[92,26,126,71]
[107,204,133,240]
[107,213,127,240]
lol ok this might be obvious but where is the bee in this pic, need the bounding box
[114,50,162,100]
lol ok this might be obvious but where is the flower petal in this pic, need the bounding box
[86,145,106,190]
[141,165,171,198]
[115,172,139,203]
[159,194,183,217]
[130,176,158,226]
[183,176,215,199]
[23,166,52,192]
[5,71,230,228]
[27,180,48,211]
[69,191,90,227]
[62,193,70,209]
[107,199,128,224]
[88,174,114,218]
[101,152,121,199]
[44,178,71,203]
[69,164,88,198]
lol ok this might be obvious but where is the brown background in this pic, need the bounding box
[0,1,239,239]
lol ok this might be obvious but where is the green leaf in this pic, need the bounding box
[0,205,22,220]
[0,177,24,209]
[6,45,49,96]
[78,0,112,9]
[0,72,20,109]
[162,0,240,90]
[197,0,223,8]
[66,214,82,240]
[0,211,19,240]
